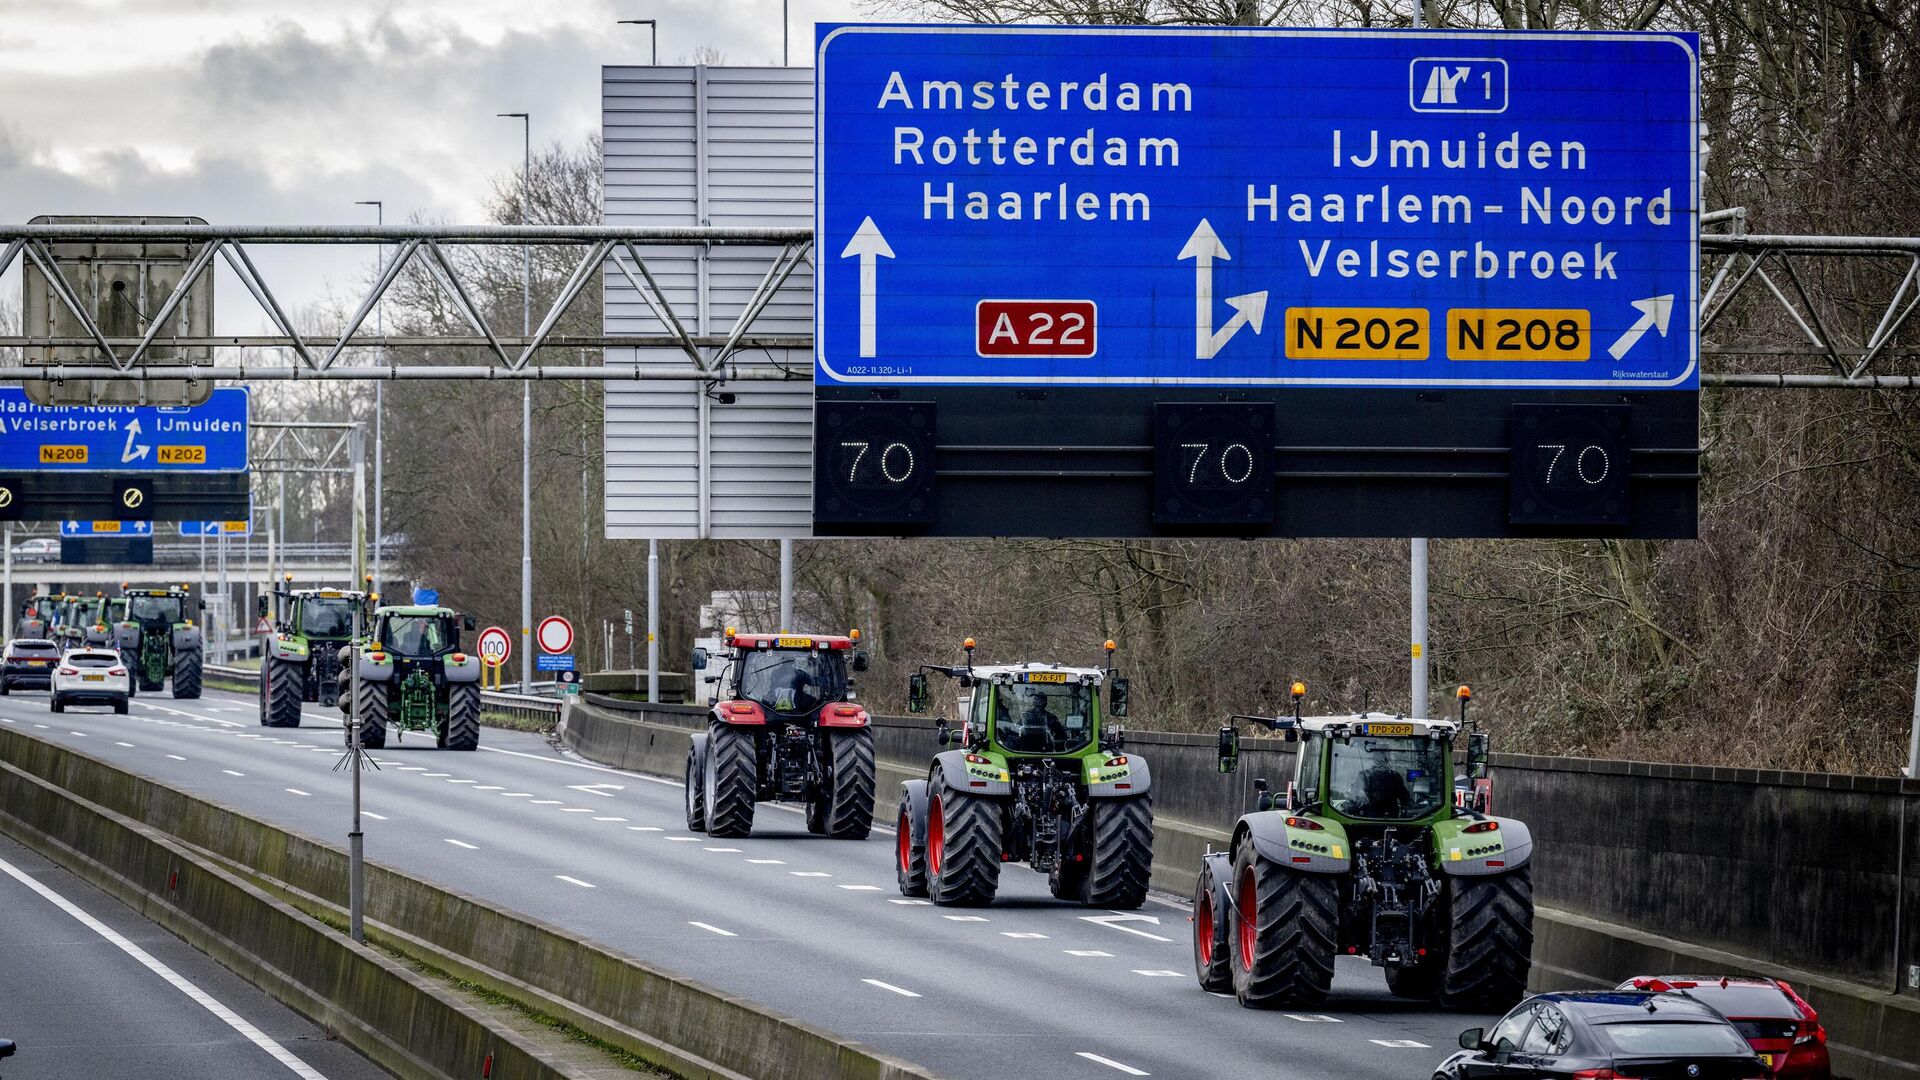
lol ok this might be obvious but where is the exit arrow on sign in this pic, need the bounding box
[1178,219,1268,360]
[1605,294,1675,360]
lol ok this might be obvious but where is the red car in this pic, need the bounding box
[1618,976,1831,1079]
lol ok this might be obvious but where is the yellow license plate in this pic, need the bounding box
[28,660,48,666]
[1758,1054,1774,1068]
[83,674,105,682]
[776,636,813,648]
[1026,671,1070,683]
[1362,722,1414,736]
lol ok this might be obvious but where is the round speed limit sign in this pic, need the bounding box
[476,626,512,668]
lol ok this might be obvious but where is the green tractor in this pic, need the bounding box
[13,592,51,639]
[1194,684,1533,1010]
[336,604,482,750]
[112,585,204,698]
[258,578,372,727]
[896,638,1154,908]
[63,593,117,649]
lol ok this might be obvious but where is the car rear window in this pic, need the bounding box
[9,642,60,656]
[1673,985,1798,1019]
[68,654,120,668]
[1600,1022,1752,1056]
[1731,1019,1798,1041]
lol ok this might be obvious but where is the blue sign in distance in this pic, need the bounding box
[816,26,1699,389]
[536,653,576,673]
[177,520,254,537]
[60,520,154,537]
[0,387,250,471]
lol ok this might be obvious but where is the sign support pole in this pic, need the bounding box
[1906,655,1920,779]
[1406,0,1429,721]
[3,523,12,647]
[350,425,367,589]
[779,539,793,631]
[348,604,364,943]
[647,539,659,703]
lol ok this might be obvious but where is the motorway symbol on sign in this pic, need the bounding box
[476,626,512,667]
[815,26,1698,389]
[60,520,155,536]
[537,615,575,655]
[0,387,251,472]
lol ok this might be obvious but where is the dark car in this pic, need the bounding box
[1435,990,1769,1080]
[1619,977,1831,1079]
[1,639,62,693]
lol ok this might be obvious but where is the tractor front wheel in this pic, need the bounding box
[703,723,758,839]
[1229,830,1337,1008]
[1192,860,1232,993]
[350,678,389,750]
[895,799,928,897]
[265,658,304,727]
[444,684,481,750]
[926,775,1001,907]
[1080,795,1153,909]
[821,727,875,840]
[171,645,203,699]
[684,744,707,831]
[1435,868,1533,1011]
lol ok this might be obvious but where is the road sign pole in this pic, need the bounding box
[348,604,365,943]
[1907,654,1920,780]
[1411,537,1429,718]
[351,424,367,590]
[647,541,659,702]
[3,523,12,647]
[217,531,228,664]
[779,538,793,631]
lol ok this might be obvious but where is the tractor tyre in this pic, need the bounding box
[265,658,305,727]
[684,745,707,831]
[1229,830,1337,1009]
[350,678,389,750]
[114,697,129,715]
[1192,860,1233,993]
[1435,867,1533,1011]
[822,727,876,840]
[1081,795,1153,909]
[444,684,481,750]
[171,646,202,699]
[50,694,64,713]
[926,775,1001,907]
[702,723,758,839]
[804,795,827,834]
[895,799,928,897]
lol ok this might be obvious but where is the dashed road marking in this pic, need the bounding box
[1286,1014,1342,1023]
[593,816,627,822]
[68,730,87,736]
[747,859,785,864]
[115,741,135,747]
[444,839,478,850]
[888,898,932,905]
[627,826,662,832]
[790,871,832,878]
[1002,932,1048,939]
[222,769,245,777]
[1369,1039,1430,1049]
[942,915,988,922]
[530,799,562,805]
[559,808,595,814]
[1131,970,1183,977]
[420,773,450,778]
[362,812,388,821]
[555,875,596,889]
[689,921,736,936]
[1076,1052,1149,1076]
[1065,950,1113,957]
[704,847,743,853]
[474,786,503,791]
[445,779,476,784]
[502,792,533,798]
[397,767,426,772]
[862,979,920,998]
[839,885,884,891]
[166,754,187,761]
[285,788,311,797]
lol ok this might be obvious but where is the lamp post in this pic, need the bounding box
[617,19,658,65]
[498,112,533,692]
[353,200,384,598]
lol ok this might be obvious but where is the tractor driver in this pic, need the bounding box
[1000,688,1068,751]
[1348,762,1413,819]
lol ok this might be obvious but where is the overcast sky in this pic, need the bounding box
[0,0,875,324]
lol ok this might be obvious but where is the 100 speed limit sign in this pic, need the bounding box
[476,626,512,667]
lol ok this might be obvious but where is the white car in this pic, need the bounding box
[51,648,130,714]
[9,537,59,563]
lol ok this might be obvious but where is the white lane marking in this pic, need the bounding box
[558,808,595,814]
[166,754,187,761]
[443,839,478,850]
[0,854,330,1079]
[474,786,503,791]
[568,783,623,798]
[1076,1052,1149,1076]
[942,915,988,922]
[501,792,533,798]
[284,789,311,797]
[1131,970,1183,977]
[889,898,932,906]
[1065,950,1113,957]
[790,871,832,878]
[664,836,701,842]
[222,769,246,777]
[704,847,742,853]
[1080,912,1172,942]
[308,748,335,753]
[839,885,884,891]
[445,779,476,785]
[34,723,49,728]
[592,816,627,822]
[530,800,561,805]
[681,921,737,939]
[362,812,388,821]
[555,875,596,889]
[1369,1039,1430,1049]
[1286,1014,1342,1023]
[0,717,12,723]
[68,730,88,736]
[115,741,135,747]
[420,773,450,778]
[862,979,921,998]
[747,859,785,864]
[397,767,426,772]
[627,826,662,832]
[1002,932,1048,939]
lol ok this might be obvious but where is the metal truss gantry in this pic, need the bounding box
[0,218,1915,387]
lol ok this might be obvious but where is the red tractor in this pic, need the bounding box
[684,629,876,839]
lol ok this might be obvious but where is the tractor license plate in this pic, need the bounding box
[1026,671,1069,683]
[776,636,813,648]
[1361,722,1414,736]
[83,674,104,682]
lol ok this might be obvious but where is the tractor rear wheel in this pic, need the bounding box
[684,744,707,831]
[1192,860,1232,993]
[703,723,758,838]
[444,684,481,750]
[350,678,389,750]
[1080,795,1153,909]
[895,799,928,897]
[171,645,202,699]
[1435,868,1533,1010]
[926,775,1001,906]
[1229,830,1337,1008]
[821,727,875,840]
[265,658,304,727]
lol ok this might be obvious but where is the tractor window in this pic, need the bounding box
[109,599,128,621]
[991,681,1092,754]
[381,616,454,657]
[1297,737,1326,807]
[737,649,846,715]
[1328,736,1446,821]
[301,599,356,638]
[127,596,184,624]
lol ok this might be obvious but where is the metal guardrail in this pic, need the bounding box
[204,663,562,723]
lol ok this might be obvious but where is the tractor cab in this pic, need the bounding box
[122,586,194,630]
[372,606,472,664]
[694,630,867,721]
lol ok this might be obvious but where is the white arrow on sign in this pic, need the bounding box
[568,783,625,798]
[1605,294,1675,361]
[1178,219,1269,360]
[120,418,151,463]
[63,520,79,535]
[1079,911,1172,942]
[840,216,895,358]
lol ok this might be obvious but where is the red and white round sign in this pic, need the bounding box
[476,626,512,667]
[537,615,574,655]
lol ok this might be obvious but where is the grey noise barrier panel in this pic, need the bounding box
[0,726,942,1080]
[567,695,1920,1080]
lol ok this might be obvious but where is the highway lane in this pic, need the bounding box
[0,831,391,1080]
[0,685,1495,1080]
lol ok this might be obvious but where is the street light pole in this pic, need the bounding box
[499,112,533,692]
[617,19,658,65]
[354,200,384,597]
[784,1,790,66]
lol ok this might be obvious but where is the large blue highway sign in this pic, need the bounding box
[0,387,250,472]
[816,26,1698,389]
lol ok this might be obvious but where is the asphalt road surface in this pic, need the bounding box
[0,831,391,1080]
[0,685,1500,1080]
